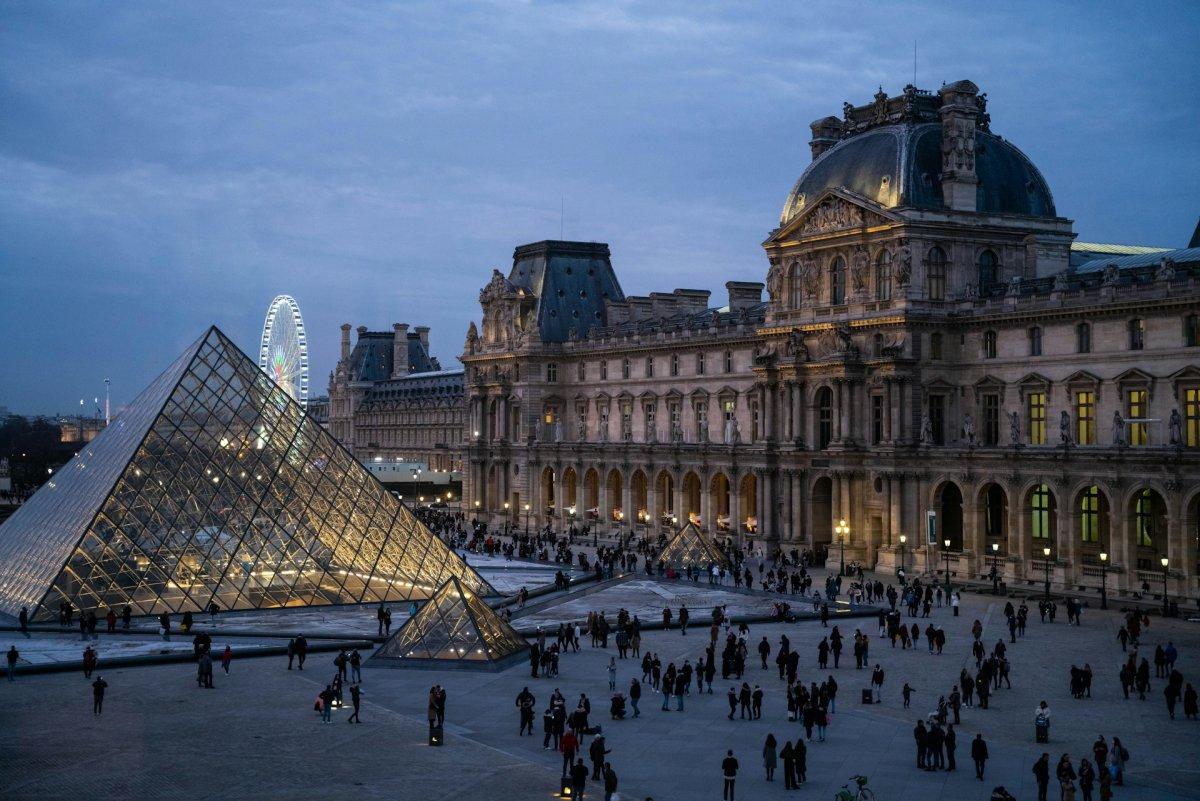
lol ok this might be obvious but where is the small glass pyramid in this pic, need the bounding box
[371,576,529,670]
[658,522,730,570]
[0,326,493,622]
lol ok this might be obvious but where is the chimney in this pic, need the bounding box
[809,116,842,160]
[938,80,980,212]
[340,323,352,360]
[392,323,410,378]
[414,325,430,350]
[726,281,764,312]
[672,288,711,315]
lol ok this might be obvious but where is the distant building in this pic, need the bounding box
[306,395,330,427]
[328,324,464,472]
[58,415,107,444]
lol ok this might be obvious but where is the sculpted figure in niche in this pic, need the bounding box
[1112,410,1126,446]
[1169,408,1183,446]
[1059,410,1072,446]
[962,413,975,447]
[554,420,563,443]
[1008,411,1021,445]
[894,240,913,286]
[920,414,933,445]
[577,420,587,441]
[766,259,786,304]
[802,259,820,297]
[786,330,809,361]
[851,249,869,293]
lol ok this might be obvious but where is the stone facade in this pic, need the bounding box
[328,323,464,473]
[461,80,1200,601]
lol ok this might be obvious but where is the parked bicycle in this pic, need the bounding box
[834,775,874,801]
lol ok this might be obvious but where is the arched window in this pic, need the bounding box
[829,257,846,305]
[977,250,998,291]
[789,261,804,308]
[1076,322,1091,353]
[816,387,833,449]
[1134,489,1157,547]
[875,250,892,300]
[1080,486,1101,543]
[1031,484,1053,540]
[927,246,947,300]
[983,330,997,359]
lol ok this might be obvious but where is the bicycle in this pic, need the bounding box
[833,774,874,801]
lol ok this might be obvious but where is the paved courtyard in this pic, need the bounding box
[3,574,1199,801]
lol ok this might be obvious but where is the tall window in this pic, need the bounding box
[982,394,1000,446]
[1127,389,1148,445]
[872,333,883,357]
[983,330,997,359]
[977,249,998,291]
[645,356,654,378]
[1076,322,1091,353]
[670,354,679,377]
[669,401,681,435]
[1185,314,1200,347]
[696,352,706,375]
[723,350,733,373]
[928,394,946,445]
[1076,391,1095,445]
[1028,391,1047,445]
[817,387,833,449]
[546,363,558,383]
[983,485,1006,539]
[621,401,633,440]
[1080,486,1100,543]
[722,399,736,435]
[1028,326,1043,357]
[931,333,943,360]
[875,250,892,300]
[871,394,883,444]
[1031,484,1052,539]
[789,262,804,308]
[621,358,630,379]
[695,402,708,441]
[750,400,761,441]
[577,362,585,381]
[926,246,947,301]
[600,360,608,380]
[1134,489,1156,547]
[1186,388,1200,447]
[829,257,846,305]
[644,404,656,438]
[1128,318,1145,350]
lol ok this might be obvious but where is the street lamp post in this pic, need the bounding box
[835,519,849,577]
[1042,545,1052,600]
[1098,551,1108,610]
[524,503,530,535]
[503,501,510,531]
[943,538,952,595]
[899,534,907,577]
[1161,556,1170,617]
[990,542,1000,595]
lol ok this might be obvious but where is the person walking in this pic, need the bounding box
[607,657,617,691]
[347,683,363,723]
[319,685,334,722]
[1057,753,1078,801]
[82,646,97,679]
[350,649,362,683]
[1108,737,1127,786]
[92,675,108,715]
[721,750,739,801]
[221,645,232,674]
[602,762,618,801]
[971,733,989,780]
[945,724,957,772]
[1033,753,1051,801]
[629,677,641,717]
[570,758,589,800]
[6,645,18,681]
[780,740,796,789]
[762,734,777,781]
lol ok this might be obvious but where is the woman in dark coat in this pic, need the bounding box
[762,733,777,780]
[1183,683,1198,719]
[794,738,807,783]
[779,741,796,789]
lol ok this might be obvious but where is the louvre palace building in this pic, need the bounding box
[450,80,1200,601]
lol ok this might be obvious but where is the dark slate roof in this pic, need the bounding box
[347,333,440,383]
[1074,246,1200,273]
[587,301,767,340]
[781,123,1056,222]
[361,370,464,406]
[509,241,625,343]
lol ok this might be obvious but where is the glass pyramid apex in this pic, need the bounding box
[0,326,493,621]
[371,575,529,669]
[658,522,730,570]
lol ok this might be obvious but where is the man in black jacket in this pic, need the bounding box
[971,733,988,779]
[721,750,739,801]
[570,758,589,800]
[1032,752,1050,801]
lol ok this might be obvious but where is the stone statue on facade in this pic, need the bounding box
[577,420,587,441]
[766,259,786,305]
[802,260,819,297]
[1112,410,1126,447]
[1008,410,1021,446]
[894,241,913,287]
[962,413,976,447]
[1052,272,1070,292]
[724,417,741,445]
[464,321,479,355]
[1102,264,1120,286]
[670,423,683,444]
[786,329,809,361]
[851,248,869,293]
[1059,410,1072,446]
[1156,256,1177,282]
[553,420,563,443]
[920,414,933,445]
[1169,408,1183,446]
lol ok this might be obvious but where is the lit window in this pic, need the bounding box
[1031,484,1052,539]
[1027,392,1046,445]
[1127,390,1148,446]
[1076,391,1095,445]
[1186,388,1200,447]
[1079,486,1100,543]
[1134,489,1157,547]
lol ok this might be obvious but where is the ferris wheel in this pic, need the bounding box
[258,295,309,408]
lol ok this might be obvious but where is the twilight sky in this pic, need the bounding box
[2,1,1197,415]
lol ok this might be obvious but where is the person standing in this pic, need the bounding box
[871,664,885,702]
[629,677,641,717]
[570,758,589,800]
[971,733,988,780]
[350,649,362,683]
[1078,758,1095,801]
[1033,753,1051,801]
[5,645,18,682]
[286,638,296,670]
[18,607,31,638]
[295,634,308,670]
[1056,753,1077,801]
[780,740,795,789]
[607,657,617,691]
[221,645,232,674]
[92,675,108,715]
[945,724,957,772]
[82,646,97,679]
[1108,738,1127,786]
[561,728,579,777]
[347,683,362,723]
[762,734,777,781]
[721,749,739,801]
[602,762,618,801]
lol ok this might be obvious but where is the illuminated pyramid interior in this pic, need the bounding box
[370,576,529,670]
[658,521,731,570]
[0,326,493,623]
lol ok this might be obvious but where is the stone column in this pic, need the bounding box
[764,384,776,441]
[648,484,660,536]
[882,381,893,443]
[832,381,844,443]
[762,469,775,546]
[700,476,713,534]
[729,475,741,544]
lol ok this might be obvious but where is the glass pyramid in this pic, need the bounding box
[0,326,493,623]
[659,522,730,570]
[371,575,529,670]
